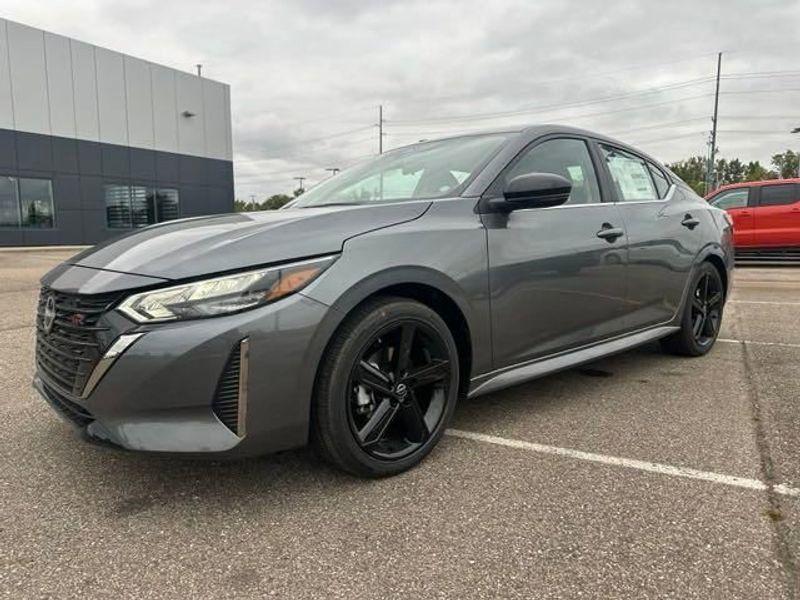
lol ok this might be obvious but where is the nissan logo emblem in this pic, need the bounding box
[43,295,57,334]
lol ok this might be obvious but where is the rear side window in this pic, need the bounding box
[760,184,798,206]
[600,145,657,202]
[647,163,670,198]
[710,189,750,210]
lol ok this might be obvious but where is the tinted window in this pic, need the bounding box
[0,176,19,227]
[156,188,180,221]
[105,184,132,228]
[505,138,601,205]
[0,176,55,228]
[106,185,180,228]
[760,184,797,206]
[19,178,55,228]
[601,145,657,201]
[710,189,749,210]
[647,163,670,198]
[130,186,155,228]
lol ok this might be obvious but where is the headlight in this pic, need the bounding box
[118,255,337,323]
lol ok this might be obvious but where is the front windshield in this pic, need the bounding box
[291,134,510,208]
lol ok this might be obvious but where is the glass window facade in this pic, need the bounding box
[0,176,54,228]
[105,185,180,228]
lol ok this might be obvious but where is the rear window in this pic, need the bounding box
[760,184,798,206]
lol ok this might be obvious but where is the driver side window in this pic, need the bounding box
[505,138,602,205]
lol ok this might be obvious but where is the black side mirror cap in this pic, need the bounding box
[486,172,572,213]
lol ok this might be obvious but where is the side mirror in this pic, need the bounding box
[492,173,572,212]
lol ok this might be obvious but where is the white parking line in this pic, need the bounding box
[718,338,800,349]
[445,429,800,498]
[730,300,800,306]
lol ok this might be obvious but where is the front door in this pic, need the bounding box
[753,183,800,247]
[709,187,755,247]
[483,137,629,370]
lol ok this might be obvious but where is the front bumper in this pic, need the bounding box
[34,292,331,457]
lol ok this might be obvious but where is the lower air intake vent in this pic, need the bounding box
[212,339,249,437]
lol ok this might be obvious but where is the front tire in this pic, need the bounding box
[312,297,459,477]
[660,262,725,357]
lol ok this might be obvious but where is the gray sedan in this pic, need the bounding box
[34,125,734,477]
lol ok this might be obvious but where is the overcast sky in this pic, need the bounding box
[2,0,799,199]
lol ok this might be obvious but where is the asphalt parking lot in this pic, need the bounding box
[1,250,798,599]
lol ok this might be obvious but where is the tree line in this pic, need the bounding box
[668,149,799,196]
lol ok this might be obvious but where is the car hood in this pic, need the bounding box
[68,202,431,280]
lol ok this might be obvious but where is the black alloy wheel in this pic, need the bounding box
[690,271,724,348]
[348,320,450,460]
[312,297,459,477]
[661,262,725,357]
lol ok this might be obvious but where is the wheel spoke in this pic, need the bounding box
[692,313,705,338]
[707,291,723,307]
[398,393,430,443]
[356,361,396,398]
[357,398,398,447]
[692,295,704,312]
[405,359,450,389]
[395,324,415,379]
[702,274,710,303]
[703,311,720,337]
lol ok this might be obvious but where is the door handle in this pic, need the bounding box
[596,223,624,242]
[681,214,700,229]
[739,211,751,216]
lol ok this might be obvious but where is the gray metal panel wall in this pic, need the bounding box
[0,17,232,162]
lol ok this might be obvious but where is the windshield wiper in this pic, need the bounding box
[300,202,361,208]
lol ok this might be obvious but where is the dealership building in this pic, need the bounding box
[0,18,233,246]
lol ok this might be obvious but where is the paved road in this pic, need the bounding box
[1,250,798,599]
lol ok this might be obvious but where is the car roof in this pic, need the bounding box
[415,123,666,167]
[711,178,800,195]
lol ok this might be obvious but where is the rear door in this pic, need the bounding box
[753,183,800,247]
[708,187,755,247]
[483,136,629,368]
[596,143,704,330]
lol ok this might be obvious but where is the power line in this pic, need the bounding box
[386,76,717,126]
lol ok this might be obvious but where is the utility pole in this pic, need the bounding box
[293,176,306,193]
[378,105,384,155]
[707,52,722,192]
[792,127,800,177]
[325,167,340,177]
[196,64,203,77]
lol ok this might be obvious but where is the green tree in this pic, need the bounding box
[771,150,800,179]
[234,198,258,212]
[743,161,777,182]
[261,194,293,210]
[666,156,706,195]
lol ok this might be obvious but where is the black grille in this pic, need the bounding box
[40,379,94,427]
[35,287,121,397]
[213,344,242,435]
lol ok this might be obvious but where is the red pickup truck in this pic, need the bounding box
[706,178,800,260]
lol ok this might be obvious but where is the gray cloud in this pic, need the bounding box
[3,0,799,198]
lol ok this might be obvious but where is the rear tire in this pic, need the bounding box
[312,297,459,478]
[660,262,725,357]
